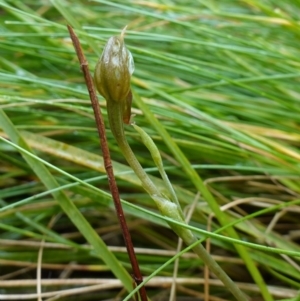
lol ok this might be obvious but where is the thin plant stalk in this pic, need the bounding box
[107,99,249,301]
[67,25,148,301]
[93,28,249,301]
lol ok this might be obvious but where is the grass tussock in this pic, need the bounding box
[0,0,300,300]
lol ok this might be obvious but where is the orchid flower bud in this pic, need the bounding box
[94,28,134,123]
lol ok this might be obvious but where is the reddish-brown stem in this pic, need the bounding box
[67,25,147,301]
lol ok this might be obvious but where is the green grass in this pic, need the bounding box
[0,0,300,300]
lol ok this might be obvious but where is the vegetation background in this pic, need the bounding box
[0,0,300,300]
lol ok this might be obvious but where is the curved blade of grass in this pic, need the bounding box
[0,108,134,293]
[13,130,300,255]
[2,128,299,281]
[50,0,99,54]
[1,131,300,282]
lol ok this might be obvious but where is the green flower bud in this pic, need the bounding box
[94,29,134,105]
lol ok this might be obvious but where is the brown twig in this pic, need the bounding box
[67,25,147,301]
